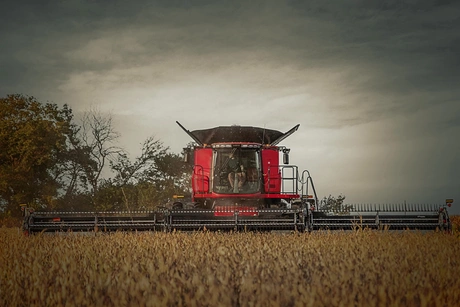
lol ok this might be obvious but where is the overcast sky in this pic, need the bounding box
[1,0,459,213]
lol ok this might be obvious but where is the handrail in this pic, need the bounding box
[279,165,298,194]
[300,170,319,205]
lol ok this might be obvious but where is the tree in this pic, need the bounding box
[107,138,191,210]
[0,94,191,215]
[111,137,167,187]
[90,137,167,211]
[0,95,77,216]
[320,194,352,214]
[146,151,191,206]
[80,108,122,197]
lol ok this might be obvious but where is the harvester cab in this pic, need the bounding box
[176,121,318,212]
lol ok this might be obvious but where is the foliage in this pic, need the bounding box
[0,95,77,216]
[1,229,459,306]
[105,138,190,210]
[0,94,191,214]
[111,136,167,186]
[320,194,352,214]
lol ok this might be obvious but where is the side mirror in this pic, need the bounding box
[283,152,289,164]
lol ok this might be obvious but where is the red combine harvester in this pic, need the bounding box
[21,122,452,233]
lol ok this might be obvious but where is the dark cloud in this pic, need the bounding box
[2,0,459,123]
[1,0,459,212]
[2,1,459,93]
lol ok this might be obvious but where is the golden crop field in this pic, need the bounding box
[1,226,459,307]
[451,215,460,230]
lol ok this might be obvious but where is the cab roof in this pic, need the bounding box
[177,122,299,146]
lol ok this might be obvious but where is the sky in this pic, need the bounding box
[1,0,459,213]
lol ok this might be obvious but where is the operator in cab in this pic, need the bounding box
[228,152,246,191]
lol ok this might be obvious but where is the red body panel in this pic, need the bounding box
[192,148,212,195]
[261,148,281,194]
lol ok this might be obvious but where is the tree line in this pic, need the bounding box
[0,94,190,218]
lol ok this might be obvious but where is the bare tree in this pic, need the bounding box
[80,107,122,197]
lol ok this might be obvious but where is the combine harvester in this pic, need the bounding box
[21,122,452,234]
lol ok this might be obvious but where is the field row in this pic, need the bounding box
[1,227,459,306]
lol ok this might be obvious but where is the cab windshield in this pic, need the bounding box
[212,148,260,194]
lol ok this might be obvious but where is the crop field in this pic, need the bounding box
[1,221,459,307]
